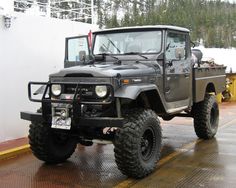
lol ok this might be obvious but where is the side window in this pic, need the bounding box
[166,32,187,60]
[67,37,89,62]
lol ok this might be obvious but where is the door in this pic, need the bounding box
[164,31,191,104]
[64,35,90,68]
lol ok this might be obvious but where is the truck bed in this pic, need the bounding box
[193,67,226,103]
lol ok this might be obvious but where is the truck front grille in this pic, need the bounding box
[64,85,94,97]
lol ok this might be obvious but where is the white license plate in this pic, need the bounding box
[51,116,71,130]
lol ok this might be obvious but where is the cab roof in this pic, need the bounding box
[93,25,190,34]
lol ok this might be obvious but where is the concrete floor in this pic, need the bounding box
[0,103,236,188]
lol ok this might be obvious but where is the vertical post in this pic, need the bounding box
[91,0,94,24]
[46,0,51,18]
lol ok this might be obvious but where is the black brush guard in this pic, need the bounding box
[20,81,123,128]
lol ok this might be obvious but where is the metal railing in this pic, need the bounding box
[14,0,94,23]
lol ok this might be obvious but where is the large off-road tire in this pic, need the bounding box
[29,123,77,164]
[114,109,162,179]
[193,94,219,139]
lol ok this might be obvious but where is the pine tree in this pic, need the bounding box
[93,0,236,48]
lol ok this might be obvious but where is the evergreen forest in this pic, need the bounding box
[96,0,236,48]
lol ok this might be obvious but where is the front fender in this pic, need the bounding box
[114,84,158,100]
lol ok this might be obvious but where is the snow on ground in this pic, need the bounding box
[196,46,236,73]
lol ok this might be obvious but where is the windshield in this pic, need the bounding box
[93,31,162,55]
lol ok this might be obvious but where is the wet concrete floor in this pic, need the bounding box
[0,103,236,188]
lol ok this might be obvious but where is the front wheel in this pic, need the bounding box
[193,94,219,139]
[114,109,162,178]
[29,123,77,164]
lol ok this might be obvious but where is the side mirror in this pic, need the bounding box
[175,48,185,60]
[79,51,86,62]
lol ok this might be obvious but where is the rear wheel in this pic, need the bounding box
[114,109,162,178]
[193,94,219,139]
[29,123,77,163]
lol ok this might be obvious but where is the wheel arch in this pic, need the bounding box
[206,82,216,94]
[136,90,166,114]
[194,82,217,103]
[114,84,167,114]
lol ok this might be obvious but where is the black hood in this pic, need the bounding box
[50,61,161,78]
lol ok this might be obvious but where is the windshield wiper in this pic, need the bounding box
[107,38,121,53]
[124,52,148,60]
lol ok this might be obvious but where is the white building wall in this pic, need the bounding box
[0,13,98,142]
[0,0,14,13]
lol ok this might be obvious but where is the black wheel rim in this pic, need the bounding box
[140,127,155,161]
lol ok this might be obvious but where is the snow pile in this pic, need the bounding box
[196,46,236,72]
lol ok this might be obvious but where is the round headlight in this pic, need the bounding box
[51,84,62,96]
[95,86,108,98]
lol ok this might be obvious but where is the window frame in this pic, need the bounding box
[92,29,163,56]
[165,30,189,61]
[64,35,90,63]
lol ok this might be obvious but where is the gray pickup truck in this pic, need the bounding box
[21,25,226,178]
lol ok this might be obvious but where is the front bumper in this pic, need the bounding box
[20,111,123,128]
